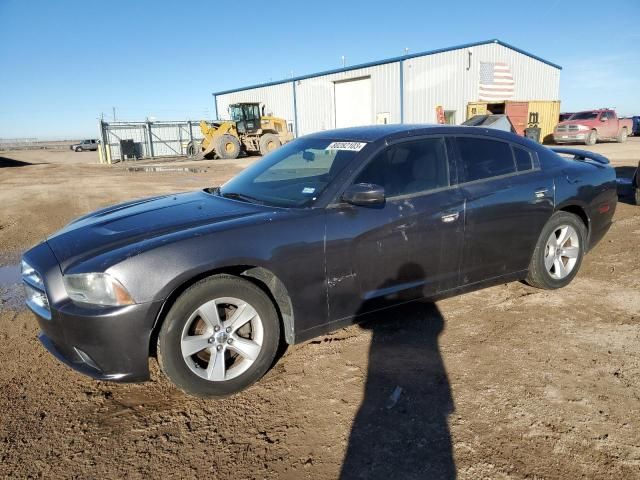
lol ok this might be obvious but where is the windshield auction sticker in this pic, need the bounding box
[326,142,367,151]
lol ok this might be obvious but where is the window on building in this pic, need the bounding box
[353,138,449,197]
[457,137,516,182]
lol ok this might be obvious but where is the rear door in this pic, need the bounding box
[324,136,465,320]
[453,135,554,285]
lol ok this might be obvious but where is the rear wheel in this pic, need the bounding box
[617,128,628,143]
[259,134,281,156]
[584,130,597,146]
[525,211,587,290]
[158,275,281,398]
[214,134,241,160]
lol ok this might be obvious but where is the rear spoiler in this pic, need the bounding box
[550,147,610,165]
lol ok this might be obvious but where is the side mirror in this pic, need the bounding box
[600,117,607,122]
[342,183,385,206]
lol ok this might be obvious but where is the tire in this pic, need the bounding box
[259,134,281,156]
[617,128,628,143]
[158,274,281,398]
[525,211,587,290]
[213,134,241,160]
[634,187,640,206]
[75,146,83,152]
[186,141,199,158]
[584,130,597,146]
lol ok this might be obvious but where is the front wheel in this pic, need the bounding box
[75,146,83,152]
[525,212,587,290]
[259,133,281,156]
[214,134,241,160]
[158,275,281,398]
[584,130,597,146]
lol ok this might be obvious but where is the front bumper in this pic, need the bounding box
[553,132,587,143]
[23,242,163,382]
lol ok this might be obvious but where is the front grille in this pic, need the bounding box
[556,125,579,133]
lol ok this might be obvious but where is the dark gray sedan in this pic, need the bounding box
[22,125,617,397]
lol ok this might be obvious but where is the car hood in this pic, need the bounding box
[47,190,275,270]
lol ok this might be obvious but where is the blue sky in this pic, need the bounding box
[0,0,638,139]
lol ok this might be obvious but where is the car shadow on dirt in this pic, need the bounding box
[341,263,455,480]
[0,157,42,168]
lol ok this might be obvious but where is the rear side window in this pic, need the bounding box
[513,146,533,171]
[457,137,515,182]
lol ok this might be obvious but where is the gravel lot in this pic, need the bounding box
[1,140,639,479]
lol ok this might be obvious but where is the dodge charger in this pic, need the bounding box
[22,125,617,398]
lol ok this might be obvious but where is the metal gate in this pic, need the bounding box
[98,120,207,164]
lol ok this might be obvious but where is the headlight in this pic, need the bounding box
[576,125,589,131]
[63,273,135,306]
[21,259,44,289]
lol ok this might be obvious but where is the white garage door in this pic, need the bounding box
[334,77,372,129]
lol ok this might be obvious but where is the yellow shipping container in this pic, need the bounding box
[527,100,560,144]
[466,100,561,144]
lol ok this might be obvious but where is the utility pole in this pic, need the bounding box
[341,55,346,67]
[112,107,116,122]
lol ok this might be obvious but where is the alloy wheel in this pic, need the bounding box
[544,225,580,280]
[180,297,264,382]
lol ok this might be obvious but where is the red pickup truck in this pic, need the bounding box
[554,109,632,145]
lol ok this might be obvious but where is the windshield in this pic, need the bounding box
[230,105,243,122]
[216,138,362,207]
[569,111,599,120]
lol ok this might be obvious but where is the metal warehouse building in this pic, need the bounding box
[213,39,561,138]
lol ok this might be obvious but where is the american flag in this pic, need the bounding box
[478,62,514,101]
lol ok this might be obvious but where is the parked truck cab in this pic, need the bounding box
[554,109,631,146]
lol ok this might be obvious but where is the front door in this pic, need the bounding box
[325,136,465,322]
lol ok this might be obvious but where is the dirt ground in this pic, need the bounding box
[0,140,639,479]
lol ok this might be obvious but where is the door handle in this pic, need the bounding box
[534,189,548,199]
[441,212,459,223]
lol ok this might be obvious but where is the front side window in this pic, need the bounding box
[353,138,450,198]
[243,105,260,121]
[457,137,515,182]
[217,138,358,207]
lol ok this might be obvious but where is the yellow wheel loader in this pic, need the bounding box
[187,102,293,160]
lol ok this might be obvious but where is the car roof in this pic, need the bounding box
[305,124,432,142]
[303,124,528,143]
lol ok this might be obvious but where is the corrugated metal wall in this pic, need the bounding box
[213,41,560,137]
[215,83,295,131]
[295,62,400,136]
[403,43,560,125]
